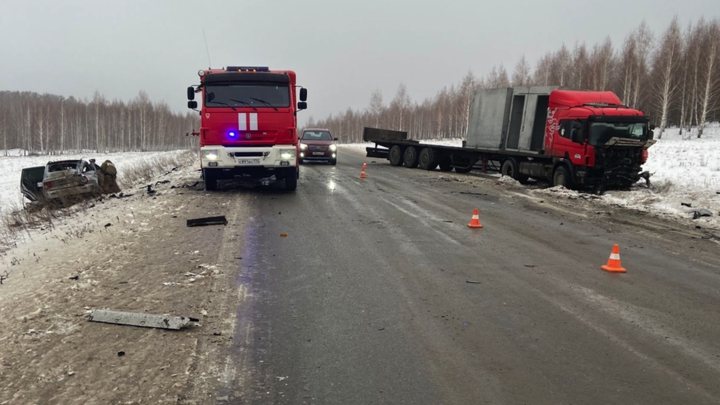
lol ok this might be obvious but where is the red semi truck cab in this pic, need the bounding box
[187,66,307,191]
[543,90,654,189]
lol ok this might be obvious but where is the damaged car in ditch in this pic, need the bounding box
[21,158,103,204]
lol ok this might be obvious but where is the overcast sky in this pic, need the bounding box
[1,0,718,126]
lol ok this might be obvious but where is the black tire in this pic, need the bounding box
[454,167,472,174]
[330,159,337,165]
[403,146,419,168]
[389,145,404,166]
[439,158,453,172]
[501,159,529,183]
[553,165,574,189]
[285,167,298,191]
[418,148,438,170]
[204,169,218,191]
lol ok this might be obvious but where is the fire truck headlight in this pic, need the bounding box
[198,70,205,77]
[279,149,296,160]
[202,150,219,161]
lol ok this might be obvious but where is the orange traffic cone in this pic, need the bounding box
[467,208,483,228]
[601,244,626,273]
[360,165,367,179]
[362,161,368,171]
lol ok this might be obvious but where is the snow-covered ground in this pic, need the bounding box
[596,123,720,228]
[0,150,194,214]
[347,123,720,228]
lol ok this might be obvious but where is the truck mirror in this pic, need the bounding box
[299,88,307,102]
[298,101,307,110]
[188,100,198,109]
[187,87,195,101]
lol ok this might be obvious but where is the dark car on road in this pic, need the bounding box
[299,128,338,165]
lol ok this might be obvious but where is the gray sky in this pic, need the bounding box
[1,0,718,126]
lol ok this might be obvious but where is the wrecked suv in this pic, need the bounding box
[41,159,102,201]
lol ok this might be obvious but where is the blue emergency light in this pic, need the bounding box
[228,131,238,138]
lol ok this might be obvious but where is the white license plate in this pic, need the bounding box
[313,152,324,156]
[238,159,260,164]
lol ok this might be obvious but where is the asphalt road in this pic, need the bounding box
[202,147,720,405]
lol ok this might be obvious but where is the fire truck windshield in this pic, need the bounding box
[205,84,290,108]
[589,122,648,146]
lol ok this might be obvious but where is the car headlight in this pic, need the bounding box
[300,143,308,150]
[202,150,219,160]
[329,144,337,152]
[280,149,296,160]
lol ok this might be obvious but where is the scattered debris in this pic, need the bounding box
[88,309,199,330]
[104,223,112,229]
[691,209,713,220]
[213,332,222,336]
[378,328,385,331]
[146,185,156,195]
[186,216,228,227]
[681,202,692,208]
[69,275,79,280]
[109,192,133,199]
[466,280,482,284]
[280,233,288,237]
[118,351,125,357]
[156,180,171,185]
[523,265,537,268]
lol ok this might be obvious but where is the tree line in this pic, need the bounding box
[0,90,199,155]
[307,17,720,142]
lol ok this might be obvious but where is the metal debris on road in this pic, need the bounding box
[88,309,199,330]
[186,216,228,227]
[466,280,482,284]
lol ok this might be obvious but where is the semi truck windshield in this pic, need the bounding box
[589,122,648,146]
[205,84,290,108]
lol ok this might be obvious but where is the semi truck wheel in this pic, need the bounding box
[403,146,419,168]
[285,167,298,191]
[439,158,453,172]
[204,169,218,191]
[501,159,529,184]
[418,148,438,170]
[389,146,404,166]
[553,166,574,189]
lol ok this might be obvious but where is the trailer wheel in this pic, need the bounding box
[418,148,437,170]
[553,165,575,189]
[454,167,472,174]
[501,159,529,184]
[389,145,404,166]
[403,146,419,168]
[439,159,453,172]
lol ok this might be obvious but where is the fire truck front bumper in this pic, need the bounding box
[201,145,297,169]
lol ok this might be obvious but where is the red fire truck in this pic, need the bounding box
[187,66,307,191]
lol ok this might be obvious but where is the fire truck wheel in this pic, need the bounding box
[553,165,575,189]
[285,167,298,191]
[204,169,218,191]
